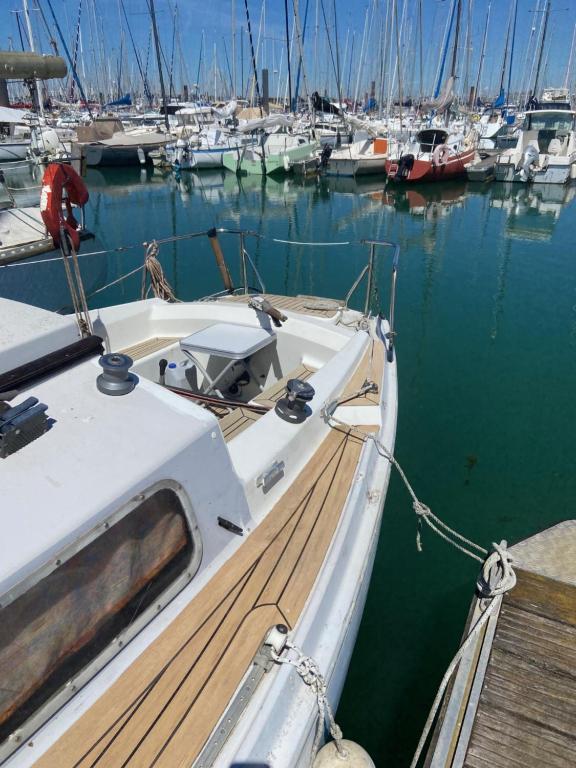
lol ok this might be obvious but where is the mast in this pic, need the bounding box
[232,0,236,97]
[394,0,403,134]
[45,0,93,116]
[565,22,576,91]
[293,0,311,111]
[149,0,169,129]
[532,0,551,100]
[450,0,462,81]
[498,4,513,98]
[284,0,292,111]
[243,0,262,113]
[462,0,472,105]
[22,0,44,115]
[506,0,518,107]
[474,1,490,106]
[418,0,423,106]
[332,0,342,107]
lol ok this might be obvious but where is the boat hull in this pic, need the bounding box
[495,157,574,184]
[80,141,167,167]
[223,142,319,176]
[325,155,387,177]
[386,147,475,182]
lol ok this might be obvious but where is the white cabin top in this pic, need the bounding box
[0,299,80,372]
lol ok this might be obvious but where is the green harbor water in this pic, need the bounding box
[3,166,576,764]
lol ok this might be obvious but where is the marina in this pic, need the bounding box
[1,0,576,766]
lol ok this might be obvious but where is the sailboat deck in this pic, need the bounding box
[222,293,343,318]
[33,424,372,768]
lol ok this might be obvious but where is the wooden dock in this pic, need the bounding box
[425,520,576,768]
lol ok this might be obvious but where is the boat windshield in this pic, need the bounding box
[524,113,574,131]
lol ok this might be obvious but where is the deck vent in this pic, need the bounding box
[97,353,137,396]
[275,379,315,424]
[0,394,52,458]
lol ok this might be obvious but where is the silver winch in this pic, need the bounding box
[96,353,137,396]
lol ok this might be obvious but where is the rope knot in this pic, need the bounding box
[414,502,431,552]
[413,501,431,518]
[476,542,516,598]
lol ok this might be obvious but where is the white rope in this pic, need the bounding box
[0,243,144,269]
[324,406,487,562]
[271,641,346,759]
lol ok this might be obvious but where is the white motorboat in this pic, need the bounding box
[494,109,576,184]
[0,230,398,767]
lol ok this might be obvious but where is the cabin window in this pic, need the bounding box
[525,113,574,132]
[0,485,198,746]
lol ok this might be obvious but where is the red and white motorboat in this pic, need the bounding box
[385,128,476,183]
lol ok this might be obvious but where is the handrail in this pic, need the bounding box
[138,229,399,359]
[46,226,399,351]
[360,239,400,362]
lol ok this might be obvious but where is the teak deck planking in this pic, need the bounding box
[34,425,369,768]
[223,293,342,318]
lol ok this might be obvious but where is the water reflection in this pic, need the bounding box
[3,164,576,312]
[490,183,576,242]
[382,181,468,219]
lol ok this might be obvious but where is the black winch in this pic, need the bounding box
[275,378,315,424]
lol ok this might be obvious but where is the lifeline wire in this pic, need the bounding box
[0,232,358,271]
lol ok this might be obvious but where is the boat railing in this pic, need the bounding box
[50,226,399,358]
[199,229,399,361]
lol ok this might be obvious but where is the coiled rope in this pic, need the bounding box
[271,641,346,759]
[140,240,178,302]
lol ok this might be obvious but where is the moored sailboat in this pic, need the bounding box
[0,177,399,766]
[385,128,476,182]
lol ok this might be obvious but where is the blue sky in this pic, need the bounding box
[1,1,575,102]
